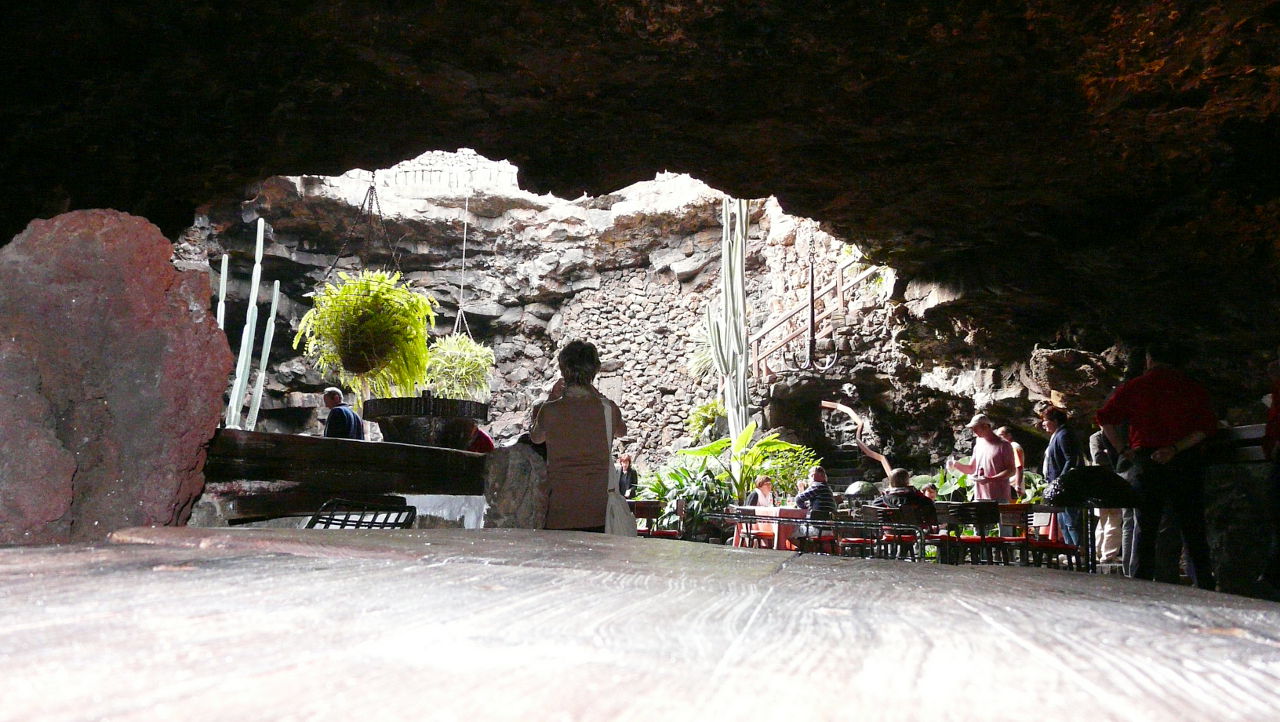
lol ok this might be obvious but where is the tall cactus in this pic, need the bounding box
[708,197,750,477]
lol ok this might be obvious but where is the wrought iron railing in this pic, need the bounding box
[749,259,879,376]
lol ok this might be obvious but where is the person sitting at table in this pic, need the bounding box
[796,467,836,515]
[793,466,837,549]
[744,476,774,507]
[874,468,937,524]
[922,483,938,501]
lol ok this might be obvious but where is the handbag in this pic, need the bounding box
[601,397,637,536]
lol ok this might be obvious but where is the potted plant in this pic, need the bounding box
[293,270,496,445]
[422,333,495,403]
[293,269,438,400]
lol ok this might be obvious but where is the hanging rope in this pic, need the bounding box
[452,194,473,337]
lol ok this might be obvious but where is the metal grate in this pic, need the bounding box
[305,498,417,529]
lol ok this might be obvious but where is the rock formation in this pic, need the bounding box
[4,3,1278,371]
[0,210,233,543]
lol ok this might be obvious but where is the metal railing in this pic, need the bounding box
[748,259,879,376]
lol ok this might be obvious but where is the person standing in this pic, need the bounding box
[947,414,1016,502]
[616,453,639,497]
[1041,406,1082,546]
[1089,429,1124,564]
[321,387,364,440]
[530,340,627,532]
[995,426,1026,500]
[1097,342,1219,590]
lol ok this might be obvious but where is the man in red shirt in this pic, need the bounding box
[1097,342,1219,590]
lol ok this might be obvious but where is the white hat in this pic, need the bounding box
[966,413,993,429]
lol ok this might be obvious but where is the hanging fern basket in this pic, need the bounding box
[293,270,438,400]
[362,333,495,448]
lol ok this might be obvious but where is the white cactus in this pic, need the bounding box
[709,197,750,476]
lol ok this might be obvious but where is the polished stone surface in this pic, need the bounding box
[3,527,1279,721]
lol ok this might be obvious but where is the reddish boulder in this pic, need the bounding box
[0,210,232,543]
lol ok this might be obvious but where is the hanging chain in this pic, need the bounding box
[320,172,394,283]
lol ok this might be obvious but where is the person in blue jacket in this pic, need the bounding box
[1041,406,1081,545]
[322,387,364,440]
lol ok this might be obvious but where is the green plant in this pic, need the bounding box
[423,333,495,402]
[686,399,726,439]
[635,458,731,539]
[294,270,439,400]
[680,422,820,503]
[1018,471,1046,503]
[931,463,974,502]
[686,317,714,381]
[750,443,820,500]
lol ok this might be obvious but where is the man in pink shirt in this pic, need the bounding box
[947,414,1016,502]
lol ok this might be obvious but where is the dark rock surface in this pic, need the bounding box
[0,211,232,543]
[2,2,1278,362]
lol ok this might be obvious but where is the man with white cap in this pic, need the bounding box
[947,413,1016,501]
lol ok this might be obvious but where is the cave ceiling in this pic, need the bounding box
[4,1,1279,349]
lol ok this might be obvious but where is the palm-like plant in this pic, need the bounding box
[680,422,819,503]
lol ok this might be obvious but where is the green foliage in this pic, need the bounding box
[1018,471,1047,503]
[680,422,820,503]
[932,463,975,502]
[293,270,438,401]
[686,399,726,439]
[423,333,495,402]
[686,317,714,381]
[635,457,732,539]
[925,464,1045,503]
[909,474,937,489]
[751,444,820,500]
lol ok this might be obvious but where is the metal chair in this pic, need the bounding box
[738,509,777,548]
[1018,506,1084,570]
[794,510,838,554]
[836,509,878,558]
[305,497,416,529]
[948,502,1006,564]
[634,499,682,538]
[878,505,928,561]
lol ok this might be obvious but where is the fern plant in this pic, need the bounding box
[423,333,495,402]
[293,270,438,400]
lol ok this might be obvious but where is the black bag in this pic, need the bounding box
[1047,465,1141,508]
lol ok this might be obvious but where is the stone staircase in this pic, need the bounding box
[822,445,864,495]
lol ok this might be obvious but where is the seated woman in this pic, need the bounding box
[744,476,774,507]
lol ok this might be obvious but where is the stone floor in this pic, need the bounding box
[3,527,1280,721]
